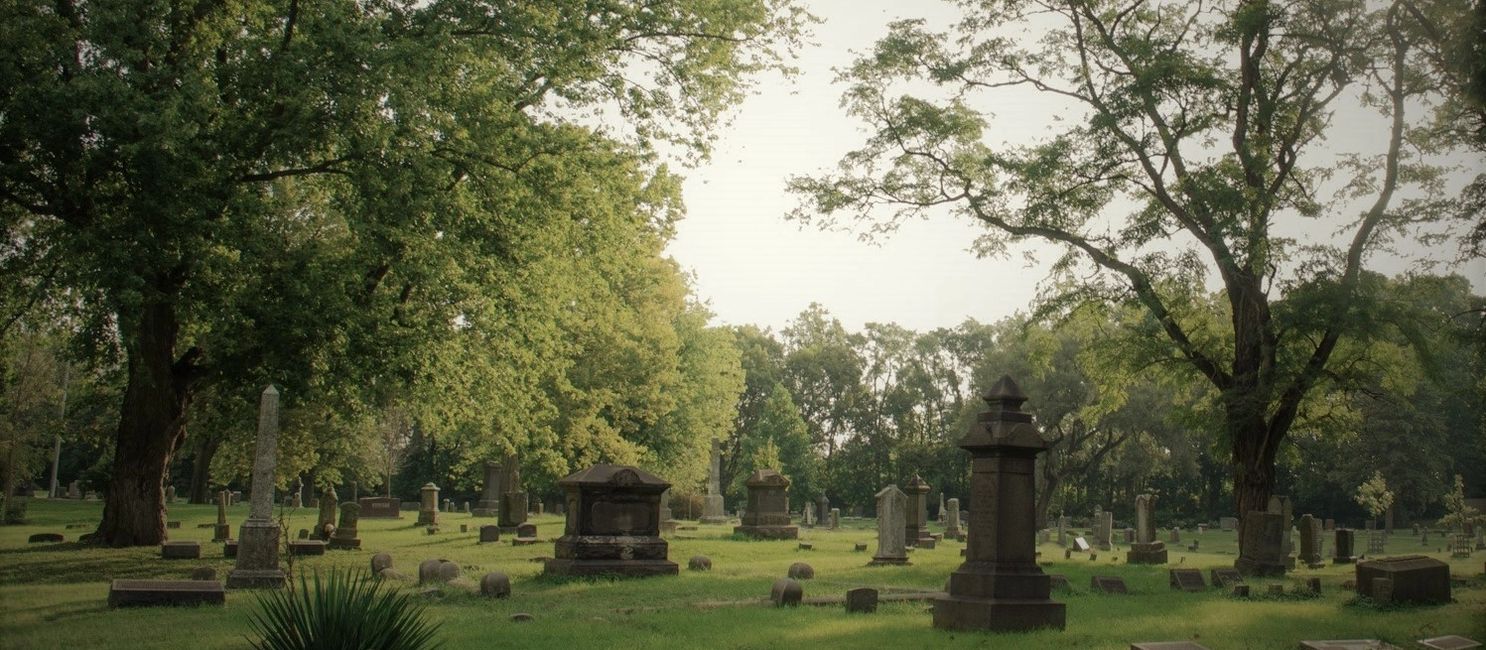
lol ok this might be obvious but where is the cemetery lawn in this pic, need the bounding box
[2,500,1483,650]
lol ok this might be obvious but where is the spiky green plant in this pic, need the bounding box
[248,568,442,650]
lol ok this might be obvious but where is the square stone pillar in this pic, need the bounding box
[933,376,1065,632]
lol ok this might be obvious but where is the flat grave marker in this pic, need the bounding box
[108,580,225,608]
[1169,568,1206,592]
[1090,575,1128,594]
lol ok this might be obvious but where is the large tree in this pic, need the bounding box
[791,0,1478,541]
[1,0,806,545]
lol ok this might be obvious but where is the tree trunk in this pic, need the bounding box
[1231,408,1279,556]
[88,299,194,547]
[187,432,222,504]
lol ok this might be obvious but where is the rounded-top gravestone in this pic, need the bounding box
[688,556,712,571]
[787,562,814,580]
[479,572,511,598]
[770,578,803,606]
[371,552,394,574]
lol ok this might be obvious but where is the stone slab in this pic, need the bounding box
[1211,568,1244,588]
[1355,555,1450,604]
[288,540,327,556]
[1090,575,1128,594]
[1169,568,1206,592]
[1297,642,1401,650]
[1416,636,1482,650]
[1130,643,1212,650]
[108,580,225,608]
[161,541,201,560]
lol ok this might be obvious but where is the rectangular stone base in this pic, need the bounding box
[869,556,910,566]
[327,537,361,550]
[109,580,225,608]
[932,594,1066,632]
[1128,544,1168,565]
[289,540,327,556]
[733,525,798,540]
[1334,556,1357,564]
[699,516,730,524]
[543,558,678,577]
[1234,557,1287,577]
[225,569,286,589]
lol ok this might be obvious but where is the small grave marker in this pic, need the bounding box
[109,580,225,608]
[1168,568,1205,592]
[1090,575,1128,594]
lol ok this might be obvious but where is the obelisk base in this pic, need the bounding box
[226,520,286,589]
[700,495,728,524]
[932,595,1066,632]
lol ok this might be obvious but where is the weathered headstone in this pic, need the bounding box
[817,495,830,527]
[770,578,802,606]
[371,552,393,574]
[1355,555,1450,604]
[1268,495,1295,568]
[658,488,676,535]
[845,587,878,613]
[1090,575,1129,594]
[472,459,502,517]
[829,507,841,530]
[933,376,1065,632]
[418,559,459,584]
[416,483,439,526]
[513,522,538,545]
[329,502,361,550]
[212,490,231,542]
[226,386,287,589]
[544,464,677,577]
[479,525,500,543]
[787,562,814,580]
[803,501,816,527]
[1210,568,1243,588]
[1169,568,1206,592]
[1235,510,1287,577]
[1169,527,1181,544]
[289,479,302,509]
[903,474,934,547]
[480,572,511,598]
[161,541,201,560]
[1129,493,1168,565]
[1298,514,1324,568]
[1094,508,1114,551]
[359,496,400,519]
[733,469,798,540]
[165,485,177,505]
[869,485,909,566]
[1073,536,1091,552]
[701,438,728,524]
[316,486,338,540]
[945,497,962,539]
[1324,518,1335,531]
[289,540,326,556]
[1334,528,1358,564]
[1219,516,1237,531]
[442,498,453,513]
[688,555,712,571]
[498,453,527,532]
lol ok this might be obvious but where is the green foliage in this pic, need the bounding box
[1354,471,1396,520]
[249,568,441,650]
[1439,474,1484,531]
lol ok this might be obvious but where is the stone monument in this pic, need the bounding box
[869,485,909,566]
[734,469,798,539]
[498,453,527,532]
[701,439,728,524]
[934,376,1065,631]
[472,459,502,517]
[945,497,963,539]
[1298,514,1324,568]
[416,483,439,526]
[1235,509,1287,576]
[328,502,361,550]
[544,464,677,577]
[226,386,287,589]
[1128,493,1167,564]
[212,490,232,542]
[1268,495,1295,569]
[315,486,338,539]
[904,474,934,547]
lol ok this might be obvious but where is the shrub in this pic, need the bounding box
[249,568,442,650]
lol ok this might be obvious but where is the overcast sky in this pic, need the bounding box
[663,0,1486,334]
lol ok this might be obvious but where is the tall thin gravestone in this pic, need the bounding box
[416,483,439,526]
[934,376,1064,631]
[1268,495,1295,569]
[1128,493,1167,564]
[212,490,231,542]
[939,493,947,523]
[316,486,338,539]
[701,439,728,524]
[226,386,287,589]
[945,497,962,539]
[473,459,501,517]
[499,453,527,532]
[1096,509,1114,551]
[869,485,909,566]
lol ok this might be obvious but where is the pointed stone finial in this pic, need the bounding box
[983,375,1026,407]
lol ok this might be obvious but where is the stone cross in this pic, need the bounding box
[933,376,1065,632]
[869,485,909,565]
[226,385,287,589]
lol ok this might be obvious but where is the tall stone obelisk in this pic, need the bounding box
[933,376,1064,631]
[227,385,287,589]
[700,438,728,524]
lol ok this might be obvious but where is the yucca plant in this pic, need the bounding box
[249,568,442,650]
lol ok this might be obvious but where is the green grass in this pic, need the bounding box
[1,499,1483,649]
